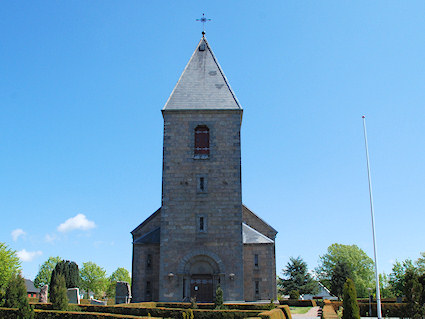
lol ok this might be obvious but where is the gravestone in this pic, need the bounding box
[67,288,80,304]
[39,285,48,303]
[115,281,131,304]
[90,298,107,305]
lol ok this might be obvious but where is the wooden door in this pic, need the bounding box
[190,274,213,302]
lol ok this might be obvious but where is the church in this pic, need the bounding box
[131,35,277,303]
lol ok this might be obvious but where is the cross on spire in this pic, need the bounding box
[196,13,211,36]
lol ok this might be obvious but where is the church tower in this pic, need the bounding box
[159,36,244,301]
[131,35,277,303]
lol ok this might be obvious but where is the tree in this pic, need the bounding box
[378,272,394,298]
[0,242,21,291]
[388,259,415,297]
[277,256,318,296]
[415,252,425,274]
[50,260,79,289]
[105,267,131,298]
[330,260,352,299]
[50,273,68,310]
[4,273,35,319]
[80,261,107,298]
[214,285,224,309]
[34,256,62,289]
[403,268,424,318]
[342,278,360,319]
[315,244,374,297]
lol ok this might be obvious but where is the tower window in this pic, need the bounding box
[197,215,207,232]
[197,175,208,193]
[194,125,209,158]
[199,217,204,231]
[254,254,259,268]
[255,281,260,296]
[146,254,152,269]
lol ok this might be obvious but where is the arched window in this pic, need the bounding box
[194,125,209,158]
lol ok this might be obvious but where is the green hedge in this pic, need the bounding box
[277,305,292,319]
[258,308,284,319]
[0,307,21,319]
[52,304,261,319]
[358,303,408,317]
[1,307,156,319]
[154,302,275,311]
[278,300,315,307]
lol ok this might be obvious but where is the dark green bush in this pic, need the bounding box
[214,286,224,309]
[50,273,68,310]
[288,290,299,300]
[342,279,359,319]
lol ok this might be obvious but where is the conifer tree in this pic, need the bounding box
[214,285,224,309]
[404,268,425,318]
[50,260,79,289]
[342,278,360,319]
[50,273,68,310]
[4,273,34,319]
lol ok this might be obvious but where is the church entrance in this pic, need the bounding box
[190,274,213,302]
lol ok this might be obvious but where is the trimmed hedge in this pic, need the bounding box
[277,306,292,319]
[278,300,315,307]
[321,304,338,319]
[154,302,275,311]
[47,304,262,319]
[0,307,20,319]
[258,308,284,319]
[1,307,157,319]
[358,303,408,317]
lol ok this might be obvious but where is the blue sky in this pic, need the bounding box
[1,1,424,282]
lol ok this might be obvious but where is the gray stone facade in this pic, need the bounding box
[131,36,277,303]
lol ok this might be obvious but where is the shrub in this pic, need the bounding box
[50,273,68,310]
[4,273,35,319]
[289,290,299,300]
[258,308,285,319]
[182,308,194,319]
[278,305,292,319]
[214,285,224,309]
[342,279,359,319]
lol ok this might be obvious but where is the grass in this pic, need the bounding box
[289,306,312,314]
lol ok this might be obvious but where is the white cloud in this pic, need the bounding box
[17,249,42,262]
[11,228,26,241]
[45,233,57,243]
[57,214,96,232]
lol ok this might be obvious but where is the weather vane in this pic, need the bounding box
[196,13,211,35]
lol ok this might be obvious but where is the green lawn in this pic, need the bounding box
[289,306,312,314]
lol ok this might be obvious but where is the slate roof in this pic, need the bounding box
[25,279,40,293]
[242,223,274,244]
[133,227,160,244]
[163,36,242,111]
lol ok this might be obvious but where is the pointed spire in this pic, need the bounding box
[163,37,242,111]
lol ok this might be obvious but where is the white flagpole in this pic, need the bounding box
[362,115,382,319]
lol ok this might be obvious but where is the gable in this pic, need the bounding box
[131,207,161,239]
[242,204,277,240]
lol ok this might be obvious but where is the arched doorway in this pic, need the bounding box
[178,252,224,303]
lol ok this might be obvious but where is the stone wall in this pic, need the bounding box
[159,109,244,301]
[131,243,160,302]
[243,243,277,301]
